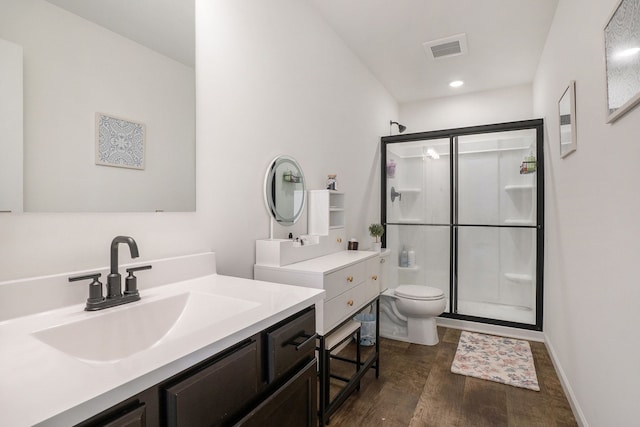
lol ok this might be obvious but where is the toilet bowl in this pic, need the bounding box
[381,285,446,346]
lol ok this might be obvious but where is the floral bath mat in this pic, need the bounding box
[451,331,540,391]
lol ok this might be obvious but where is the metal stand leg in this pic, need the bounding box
[318,335,326,426]
[324,340,331,425]
[375,299,380,378]
[356,329,361,391]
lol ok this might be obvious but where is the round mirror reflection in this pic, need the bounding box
[264,155,306,226]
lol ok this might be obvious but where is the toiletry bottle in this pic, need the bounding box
[408,247,416,267]
[400,246,408,268]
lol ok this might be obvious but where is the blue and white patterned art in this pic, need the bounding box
[96,113,145,169]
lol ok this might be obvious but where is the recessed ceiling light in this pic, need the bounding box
[449,80,464,88]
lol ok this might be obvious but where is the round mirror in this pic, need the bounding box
[264,155,306,226]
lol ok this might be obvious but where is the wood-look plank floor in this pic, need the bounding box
[326,327,577,427]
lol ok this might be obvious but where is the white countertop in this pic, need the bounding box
[256,250,379,274]
[0,274,324,426]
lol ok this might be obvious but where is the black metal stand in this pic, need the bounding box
[317,297,380,425]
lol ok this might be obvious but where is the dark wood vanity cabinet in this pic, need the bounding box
[75,306,316,427]
[164,340,260,426]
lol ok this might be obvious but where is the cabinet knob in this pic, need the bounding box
[371,275,378,280]
[337,237,342,243]
[346,276,354,282]
[347,300,354,306]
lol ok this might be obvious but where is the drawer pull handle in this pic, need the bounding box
[347,276,354,282]
[285,333,318,351]
[347,300,354,306]
[337,237,342,243]
[372,275,378,280]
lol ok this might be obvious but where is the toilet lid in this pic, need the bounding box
[394,285,444,301]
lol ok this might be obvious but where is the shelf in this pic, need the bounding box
[504,273,533,283]
[397,265,420,271]
[309,190,345,235]
[504,219,535,226]
[504,184,534,191]
[390,218,424,224]
[394,188,421,193]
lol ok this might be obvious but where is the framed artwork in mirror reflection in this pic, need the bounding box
[604,0,640,123]
[95,113,145,170]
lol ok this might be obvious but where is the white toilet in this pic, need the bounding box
[381,285,446,346]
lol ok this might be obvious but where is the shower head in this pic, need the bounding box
[390,120,407,133]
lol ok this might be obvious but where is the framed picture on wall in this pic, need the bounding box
[604,0,640,123]
[95,113,146,170]
[559,81,577,158]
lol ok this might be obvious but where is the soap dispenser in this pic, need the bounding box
[408,247,416,267]
[400,246,409,268]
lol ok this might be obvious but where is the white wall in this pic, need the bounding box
[0,0,195,212]
[400,83,533,132]
[0,0,397,282]
[0,38,23,213]
[196,0,397,278]
[533,0,640,425]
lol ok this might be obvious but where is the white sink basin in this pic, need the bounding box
[32,292,259,363]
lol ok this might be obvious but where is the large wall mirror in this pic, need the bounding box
[0,0,195,212]
[264,156,306,227]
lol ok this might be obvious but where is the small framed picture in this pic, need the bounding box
[559,81,577,158]
[95,113,145,170]
[603,0,640,123]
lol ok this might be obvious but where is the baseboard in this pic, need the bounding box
[543,333,588,427]
[436,317,545,342]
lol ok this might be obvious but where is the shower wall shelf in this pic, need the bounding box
[394,188,421,193]
[397,265,420,271]
[390,219,424,224]
[504,219,535,225]
[504,184,534,191]
[504,273,533,283]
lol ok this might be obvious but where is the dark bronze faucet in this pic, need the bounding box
[69,236,151,311]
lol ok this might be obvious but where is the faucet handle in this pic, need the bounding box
[126,265,152,274]
[125,265,152,296]
[69,273,105,308]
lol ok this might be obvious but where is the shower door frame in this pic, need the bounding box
[381,119,544,331]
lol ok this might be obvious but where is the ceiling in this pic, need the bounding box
[45,0,194,67]
[309,0,559,103]
[44,0,559,104]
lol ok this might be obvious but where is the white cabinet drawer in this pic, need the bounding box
[323,280,378,332]
[365,257,382,293]
[323,262,366,301]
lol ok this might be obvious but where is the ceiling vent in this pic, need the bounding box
[423,33,468,60]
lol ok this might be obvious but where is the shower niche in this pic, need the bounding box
[381,119,543,330]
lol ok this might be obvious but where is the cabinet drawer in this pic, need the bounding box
[164,340,259,427]
[100,404,145,427]
[324,262,366,300]
[236,359,317,427]
[267,308,316,384]
[366,256,382,293]
[323,281,377,332]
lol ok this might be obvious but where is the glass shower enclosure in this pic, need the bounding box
[381,119,543,330]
